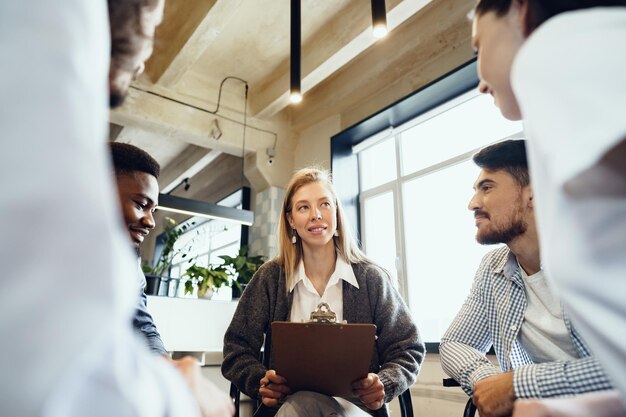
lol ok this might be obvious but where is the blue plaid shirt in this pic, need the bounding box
[440,246,612,398]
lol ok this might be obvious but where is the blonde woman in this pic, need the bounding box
[222,168,424,417]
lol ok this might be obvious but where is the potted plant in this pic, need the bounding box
[182,264,229,299]
[142,217,194,295]
[219,246,266,299]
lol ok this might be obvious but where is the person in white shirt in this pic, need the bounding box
[470,0,626,415]
[222,168,424,417]
[0,1,232,416]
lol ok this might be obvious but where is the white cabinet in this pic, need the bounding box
[147,296,237,355]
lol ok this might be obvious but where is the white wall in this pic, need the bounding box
[147,296,237,352]
[293,114,341,171]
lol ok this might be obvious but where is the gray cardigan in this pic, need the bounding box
[222,260,425,407]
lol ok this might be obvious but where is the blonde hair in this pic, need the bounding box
[275,167,369,290]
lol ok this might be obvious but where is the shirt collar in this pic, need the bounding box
[495,248,526,288]
[491,248,518,279]
[289,255,359,292]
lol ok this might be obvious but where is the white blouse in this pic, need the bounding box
[289,255,359,323]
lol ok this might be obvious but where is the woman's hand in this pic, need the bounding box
[352,373,385,410]
[259,370,291,408]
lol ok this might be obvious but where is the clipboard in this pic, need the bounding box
[271,320,376,397]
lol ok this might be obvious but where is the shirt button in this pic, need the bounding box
[510,325,517,331]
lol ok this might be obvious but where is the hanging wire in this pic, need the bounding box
[129,78,278,150]
[240,80,248,189]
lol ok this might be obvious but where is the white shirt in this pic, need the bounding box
[289,256,359,323]
[0,2,198,416]
[518,267,579,364]
[512,7,626,397]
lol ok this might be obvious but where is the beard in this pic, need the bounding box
[133,243,141,258]
[477,219,527,245]
[476,206,528,245]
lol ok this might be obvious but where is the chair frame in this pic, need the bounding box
[442,378,476,417]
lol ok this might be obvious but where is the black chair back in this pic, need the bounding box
[442,378,476,417]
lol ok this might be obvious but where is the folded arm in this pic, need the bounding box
[513,356,613,398]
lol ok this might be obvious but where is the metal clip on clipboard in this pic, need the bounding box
[309,302,338,323]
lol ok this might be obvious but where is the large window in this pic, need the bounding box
[357,91,522,342]
[165,189,246,299]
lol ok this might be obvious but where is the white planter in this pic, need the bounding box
[198,288,214,300]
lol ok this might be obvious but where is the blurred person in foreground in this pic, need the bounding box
[0,0,233,416]
[470,0,626,415]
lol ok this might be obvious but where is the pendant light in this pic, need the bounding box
[290,0,302,103]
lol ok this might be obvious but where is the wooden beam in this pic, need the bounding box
[176,153,249,204]
[148,0,246,87]
[144,0,217,84]
[108,123,124,141]
[158,145,216,193]
[250,0,432,118]
[109,87,298,191]
[289,0,475,131]
[109,87,283,157]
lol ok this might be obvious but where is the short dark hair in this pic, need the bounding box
[474,0,626,34]
[110,142,160,178]
[473,139,529,187]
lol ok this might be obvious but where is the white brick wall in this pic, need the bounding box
[249,186,285,259]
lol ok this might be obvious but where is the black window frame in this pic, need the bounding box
[331,59,478,241]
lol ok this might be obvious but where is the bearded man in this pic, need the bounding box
[439,140,612,417]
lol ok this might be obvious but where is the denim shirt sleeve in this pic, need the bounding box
[133,274,168,356]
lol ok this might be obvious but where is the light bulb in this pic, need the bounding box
[290,92,302,104]
[373,24,388,39]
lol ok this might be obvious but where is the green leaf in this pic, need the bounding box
[235,257,246,270]
[184,279,194,295]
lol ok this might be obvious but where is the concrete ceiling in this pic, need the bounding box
[110,0,475,201]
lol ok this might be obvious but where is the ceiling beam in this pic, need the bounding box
[249,0,432,119]
[108,123,124,141]
[159,145,221,193]
[109,87,285,158]
[146,0,246,87]
[173,153,249,204]
[144,0,217,83]
[290,0,475,131]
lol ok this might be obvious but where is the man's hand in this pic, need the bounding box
[352,373,385,411]
[473,371,515,417]
[259,370,291,408]
[171,356,234,417]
